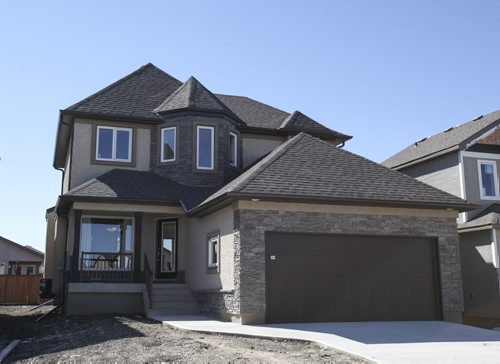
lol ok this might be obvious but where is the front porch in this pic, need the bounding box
[63,202,199,315]
[67,202,187,285]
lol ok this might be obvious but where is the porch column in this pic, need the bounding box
[71,209,82,282]
[133,212,143,283]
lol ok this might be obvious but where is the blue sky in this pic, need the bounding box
[1,0,500,251]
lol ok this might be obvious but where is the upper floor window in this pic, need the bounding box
[96,126,132,162]
[229,131,238,167]
[478,160,499,199]
[197,126,214,170]
[161,127,176,162]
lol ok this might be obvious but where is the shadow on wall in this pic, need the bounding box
[461,236,500,318]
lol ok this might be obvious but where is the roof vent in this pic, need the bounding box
[472,115,483,121]
[414,137,427,146]
[444,127,454,132]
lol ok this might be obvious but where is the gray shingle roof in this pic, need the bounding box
[214,94,290,129]
[154,77,243,123]
[65,169,216,211]
[197,132,473,211]
[383,110,500,169]
[458,203,500,230]
[66,63,182,120]
[279,110,351,139]
[62,63,349,141]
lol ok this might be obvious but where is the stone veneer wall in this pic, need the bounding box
[233,209,464,324]
[150,113,241,187]
[191,290,240,320]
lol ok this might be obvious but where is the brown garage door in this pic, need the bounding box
[265,232,441,323]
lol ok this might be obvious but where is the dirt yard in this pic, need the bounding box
[0,305,367,363]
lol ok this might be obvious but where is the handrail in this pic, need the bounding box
[144,254,153,309]
[80,251,133,271]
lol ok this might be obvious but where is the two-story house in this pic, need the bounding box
[45,63,473,324]
[383,111,500,324]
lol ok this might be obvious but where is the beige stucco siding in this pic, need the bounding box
[241,134,285,168]
[69,119,151,190]
[186,206,234,290]
[51,214,67,295]
[44,211,56,279]
[62,138,72,194]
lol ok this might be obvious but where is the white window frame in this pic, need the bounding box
[160,127,176,162]
[196,126,215,170]
[477,160,500,200]
[96,126,132,162]
[229,131,238,167]
[207,235,219,268]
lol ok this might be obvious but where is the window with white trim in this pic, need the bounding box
[197,126,214,170]
[229,131,238,167]
[96,126,132,162]
[161,127,176,162]
[208,235,219,268]
[478,160,499,199]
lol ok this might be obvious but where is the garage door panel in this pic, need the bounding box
[266,232,441,323]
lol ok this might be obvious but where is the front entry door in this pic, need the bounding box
[156,219,178,279]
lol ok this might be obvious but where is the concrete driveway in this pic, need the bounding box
[153,315,500,363]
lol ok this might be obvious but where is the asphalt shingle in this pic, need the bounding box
[63,63,348,141]
[65,169,216,211]
[66,63,182,120]
[154,77,243,123]
[279,110,351,139]
[199,133,472,210]
[214,94,290,129]
[383,110,500,169]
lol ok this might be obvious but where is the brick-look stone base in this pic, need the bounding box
[234,209,464,324]
[192,290,240,322]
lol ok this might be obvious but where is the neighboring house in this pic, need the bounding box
[383,111,500,322]
[0,235,44,275]
[45,63,473,324]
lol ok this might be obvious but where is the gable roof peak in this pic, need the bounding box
[383,108,500,169]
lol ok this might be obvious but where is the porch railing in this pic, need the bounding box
[79,252,133,282]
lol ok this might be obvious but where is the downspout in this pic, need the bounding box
[54,167,64,195]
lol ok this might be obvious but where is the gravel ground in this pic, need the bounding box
[0,305,367,363]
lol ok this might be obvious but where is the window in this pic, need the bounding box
[26,266,34,275]
[478,160,499,199]
[208,235,219,269]
[161,127,176,162]
[229,131,238,167]
[197,126,214,170]
[96,126,132,162]
[79,217,133,270]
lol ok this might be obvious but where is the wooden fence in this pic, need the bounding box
[0,275,40,304]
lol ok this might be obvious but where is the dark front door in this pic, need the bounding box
[266,232,442,323]
[155,219,178,279]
